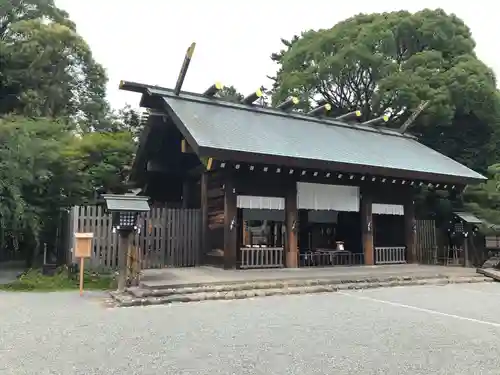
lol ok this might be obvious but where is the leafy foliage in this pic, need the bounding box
[0,0,141,265]
[0,266,115,291]
[0,0,108,121]
[64,130,136,195]
[270,9,500,171]
[270,8,500,227]
[463,165,500,230]
[215,85,244,102]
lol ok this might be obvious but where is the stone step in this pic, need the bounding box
[131,274,489,298]
[477,267,500,281]
[110,275,491,308]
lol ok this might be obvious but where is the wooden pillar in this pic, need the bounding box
[404,197,416,263]
[276,223,283,248]
[285,182,298,268]
[236,208,243,265]
[464,235,471,267]
[223,176,238,269]
[200,173,208,264]
[360,189,374,265]
[117,231,132,292]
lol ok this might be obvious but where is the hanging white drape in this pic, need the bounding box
[237,195,285,210]
[372,203,404,215]
[296,182,359,211]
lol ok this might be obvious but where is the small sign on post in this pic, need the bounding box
[74,232,93,296]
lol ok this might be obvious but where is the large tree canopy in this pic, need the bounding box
[270,9,500,171]
[0,0,108,124]
[0,0,141,265]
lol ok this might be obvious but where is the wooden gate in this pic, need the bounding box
[415,219,438,264]
[70,205,201,270]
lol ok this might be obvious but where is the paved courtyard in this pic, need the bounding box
[2,282,500,375]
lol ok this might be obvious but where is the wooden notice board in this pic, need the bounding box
[74,232,93,296]
[74,232,94,258]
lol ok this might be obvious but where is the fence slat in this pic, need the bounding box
[66,205,201,271]
[415,219,437,264]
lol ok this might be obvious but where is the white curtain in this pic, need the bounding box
[372,203,404,215]
[296,183,360,211]
[237,196,285,210]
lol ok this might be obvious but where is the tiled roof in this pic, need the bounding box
[120,81,486,184]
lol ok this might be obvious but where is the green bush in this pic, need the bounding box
[0,266,115,291]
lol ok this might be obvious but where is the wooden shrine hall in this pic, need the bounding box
[121,79,486,270]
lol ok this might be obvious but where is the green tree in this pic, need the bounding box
[0,114,138,265]
[0,1,142,265]
[270,9,500,171]
[216,85,271,107]
[0,116,78,264]
[0,0,108,123]
[215,85,244,102]
[463,164,500,228]
[95,104,144,139]
[64,130,136,196]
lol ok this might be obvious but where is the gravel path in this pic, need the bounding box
[2,283,500,375]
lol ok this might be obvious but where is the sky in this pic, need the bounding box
[55,0,499,110]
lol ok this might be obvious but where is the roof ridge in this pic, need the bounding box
[119,80,416,140]
[151,87,415,140]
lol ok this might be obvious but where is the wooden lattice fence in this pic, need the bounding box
[415,219,438,264]
[69,205,201,270]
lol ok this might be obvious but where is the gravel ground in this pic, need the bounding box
[2,283,500,375]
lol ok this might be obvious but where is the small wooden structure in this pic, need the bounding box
[74,232,93,295]
[120,80,485,270]
[443,211,484,267]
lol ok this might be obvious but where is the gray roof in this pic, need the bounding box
[146,87,486,184]
[102,194,150,212]
[454,212,483,224]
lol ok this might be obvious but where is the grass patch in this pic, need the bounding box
[0,266,116,292]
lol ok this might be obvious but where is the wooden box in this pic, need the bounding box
[74,233,94,258]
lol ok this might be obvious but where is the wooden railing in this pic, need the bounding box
[299,250,364,267]
[240,247,284,269]
[375,246,406,264]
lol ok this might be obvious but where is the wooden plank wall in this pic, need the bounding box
[207,172,225,251]
[415,219,438,264]
[164,208,201,267]
[71,205,117,270]
[71,205,201,270]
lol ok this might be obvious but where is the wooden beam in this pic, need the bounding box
[399,100,430,134]
[360,188,374,265]
[404,196,416,263]
[223,175,237,269]
[200,173,208,262]
[181,139,195,154]
[284,181,298,268]
[174,42,196,95]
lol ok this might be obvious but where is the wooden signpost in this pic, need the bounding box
[74,232,94,296]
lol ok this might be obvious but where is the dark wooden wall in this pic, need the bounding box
[206,171,225,252]
[201,168,417,268]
